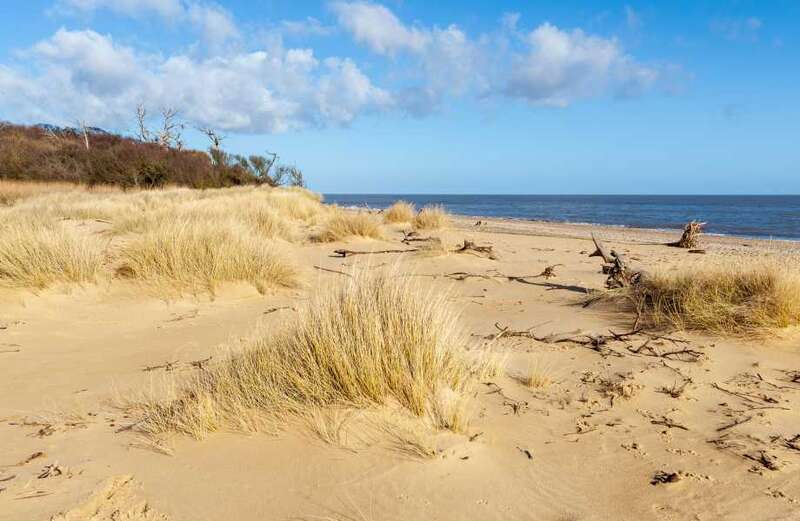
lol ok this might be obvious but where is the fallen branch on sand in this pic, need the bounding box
[401,231,439,244]
[313,265,353,277]
[711,383,780,407]
[190,356,213,370]
[142,361,179,372]
[627,338,705,362]
[717,415,753,432]
[453,239,496,259]
[333,248,417,258]
[444,272,495,281]
[651,416,689,431]
[588,234,648,288]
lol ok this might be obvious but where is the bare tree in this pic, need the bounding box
[135,104,150,142]
[157,107,182,148]
[76,120,90,150]
[199,127,225,150]
[248,152,279,184]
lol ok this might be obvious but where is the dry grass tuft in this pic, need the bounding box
[519,359,553,389]
[134,271,479,438]
[0,219,104,288]
[383,200,416,224]
[413,205,450,230]
[116,217,300,294]
[626,260,800,335]
[314,211,385,242]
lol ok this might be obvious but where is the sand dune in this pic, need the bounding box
[1,191,799,521]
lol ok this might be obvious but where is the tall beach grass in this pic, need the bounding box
[626,260,800,335]
[134,272,484,438]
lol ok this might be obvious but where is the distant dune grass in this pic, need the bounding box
[135,272,491,438]
[626,260,800,335]
[0,182,328,292]
[413,205,450,230]
[383,200,416,224]
[116,217,300,294]
[314,210,385,242]
[0,219,104,288]
[0,180,76,206]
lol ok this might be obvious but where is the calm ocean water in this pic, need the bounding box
[324,194,800,241]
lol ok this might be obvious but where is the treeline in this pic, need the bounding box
[0,118,305,189]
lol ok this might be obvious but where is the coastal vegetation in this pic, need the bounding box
[0,120,305,189]
[625,261,800,335]
[133,272,484,438]
[413,205,450,230]
[383,200,416,224]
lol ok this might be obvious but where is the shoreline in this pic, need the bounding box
[339,201,800,244]
[445,213,800,254]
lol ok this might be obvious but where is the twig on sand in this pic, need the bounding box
[142,361,179,372]
[627,339,704,362]
[263,306,294,315]
[444,272,495,281]
[401,231,438,244]
[332,248,417,258]
[313,265,353,277]
[711,383,779,407]
[190,356,213,370]
[717,415,754,432]
[483,382,529,415]
[651,416,689,431]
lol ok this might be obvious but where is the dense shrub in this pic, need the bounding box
[0,124,304,189]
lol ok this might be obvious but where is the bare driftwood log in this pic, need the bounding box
[589,234,647,288]
[668,221,705,249]
[333,248,417,258]
[453,239,496,259]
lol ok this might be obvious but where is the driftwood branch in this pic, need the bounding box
[332,248,417,258]
[589,234,648,288]
[452,240,496,259]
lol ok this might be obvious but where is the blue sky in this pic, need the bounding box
[0,1,797,194]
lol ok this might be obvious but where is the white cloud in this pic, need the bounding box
[333,2,660,110]
[0,29,392,132]
[57,0,240,49]
[331,1,428,54]
[506,23,658,105]
[187,3,240,50]
[57,0,184,18]
[281,17,334,37]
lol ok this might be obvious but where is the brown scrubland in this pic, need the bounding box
[1,181,800,521]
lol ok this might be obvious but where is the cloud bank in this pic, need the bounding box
[1,1,666,133]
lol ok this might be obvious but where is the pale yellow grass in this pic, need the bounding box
[314,211,385,242]
[116,217,300,294]
[0,219,104,288]
[383,200,416,224]
[413,205,450,230]
[135,272,481,438]
[519,359,553,389]
[628,259,800,334]
[0,179,118,206]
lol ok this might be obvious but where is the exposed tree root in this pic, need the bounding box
[668,221,705,249]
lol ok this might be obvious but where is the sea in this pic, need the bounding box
[323,194,800,241]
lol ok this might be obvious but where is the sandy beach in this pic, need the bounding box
[2,203,799,521]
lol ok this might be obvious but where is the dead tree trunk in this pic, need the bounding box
[589,234,647,288]
[668,221,705,249]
